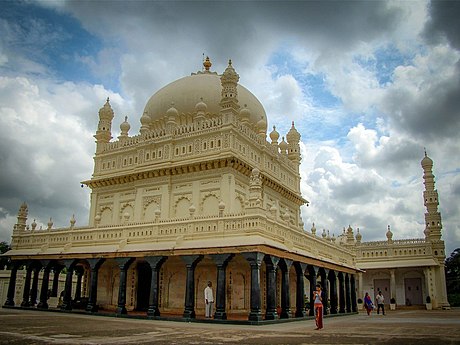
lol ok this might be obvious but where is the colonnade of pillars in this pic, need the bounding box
[4,253,358,321]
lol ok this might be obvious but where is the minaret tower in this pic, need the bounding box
[421,151,442,242]
[94,97,114,153]
[220,59,240,117]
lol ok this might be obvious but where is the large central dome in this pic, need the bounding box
[143,68,267,130]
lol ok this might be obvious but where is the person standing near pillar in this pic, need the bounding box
[204,281,214,318]
[375,291,385,315]
[314,283,323,330]
[364,292,373,316]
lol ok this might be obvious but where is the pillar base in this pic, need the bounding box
[60,303,72,311]
[295,310,306,318]
[86,304,98,313]
[183,309,196,319]
[37,302,48,309]
[248,311,263,321]
[4,300,15,307]
[280,309,291,319]
[116,306,127,315]
[20,301,30,308]
[213,310,227,320]
[147,306,160,317]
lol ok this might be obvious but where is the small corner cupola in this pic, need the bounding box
[195,97,208,114]
[140,111,151,134]
[279,136,288,154]
[240,104,251,124]
[118,116,130,140]
[269,125,280,146]
[355,227,362,243]
[386,225,393,242]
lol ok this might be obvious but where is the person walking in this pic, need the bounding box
[364,292,373,316]
[375,291,385,315]
[314,283,323,330]
[204,281,214,318]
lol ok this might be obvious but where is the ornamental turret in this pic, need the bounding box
[421,151,442,242]
[94,98,114,153]
[15,202,28,232]
[220,59,240,116]
[286,121,301,165]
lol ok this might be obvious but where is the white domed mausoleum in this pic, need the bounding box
[1,58,449,323]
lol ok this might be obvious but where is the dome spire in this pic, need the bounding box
[203,56,212,72]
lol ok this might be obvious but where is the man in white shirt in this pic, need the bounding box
[375,291,385,315]
[204,281,214,318]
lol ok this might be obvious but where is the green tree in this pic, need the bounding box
[0,241,11,269]
[445,248,460,306]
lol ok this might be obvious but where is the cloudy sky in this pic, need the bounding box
[1,1,459,256]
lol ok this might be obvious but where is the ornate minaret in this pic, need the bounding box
[94,98,114,153]
[15,202,28,232]
[421,151,442,242]
[220,59,240,117]
[286,121,301,165]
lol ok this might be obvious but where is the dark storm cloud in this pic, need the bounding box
[424,0,460,50]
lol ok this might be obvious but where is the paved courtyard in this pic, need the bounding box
[1,307,459,345]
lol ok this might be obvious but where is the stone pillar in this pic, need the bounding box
[4,261,20,306]
[145,256,167,317]
[61,260,76,311]
[51,266,63,297]
[264,255,280,320]
[328,270,338,314]
[320,268,329,315]
[37,261,51,309]
[345,273,351,313]
[280,258,293,319]
[29,265,41,307]
[308,265,318,316]
[358,272,363,301]
[211,254,233,320]
[182,255,202,319]
[338,272,345,313]
[74,267,84,301]
[350,274,357,312]
[21,263,33,307]
[115,257,135,315]
[86,258,105,313]
[294,262,307,318]
[243,252,264,321]
[390,269,396,302]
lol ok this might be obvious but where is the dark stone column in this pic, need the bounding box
[280,258,293,319]
[145,256,167,317]
[243,252,264,322]
[51,266,63,297]
[21,263,33,307]
[181,255,202,319]
[86,258,105,313]
[320,268,329,315]
[61,260,76,311]
[115,257,135,315]
[307,265,318,316]
[29,264,42,307]
[4,261,20,306]
[294,262,307,317]
[37,261,51,309]
[74,267,84,301]
[338,272,345,313]
[264,255,280,320]
[345,273,351,313]
[211,254,233,320]
[350,274,357,312]
[328,270,338,314]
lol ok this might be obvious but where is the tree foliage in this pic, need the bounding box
[445,248,460,306]
[0,241,11,269]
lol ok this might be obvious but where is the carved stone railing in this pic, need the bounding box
[11,213,355,267]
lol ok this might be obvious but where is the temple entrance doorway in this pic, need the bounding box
[374,279,390,304]
[404,278,423,305]
[136,262,151,311]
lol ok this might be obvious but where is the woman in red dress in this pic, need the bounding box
[314,283,323,330]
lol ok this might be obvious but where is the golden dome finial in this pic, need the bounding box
[203,56,212,71]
